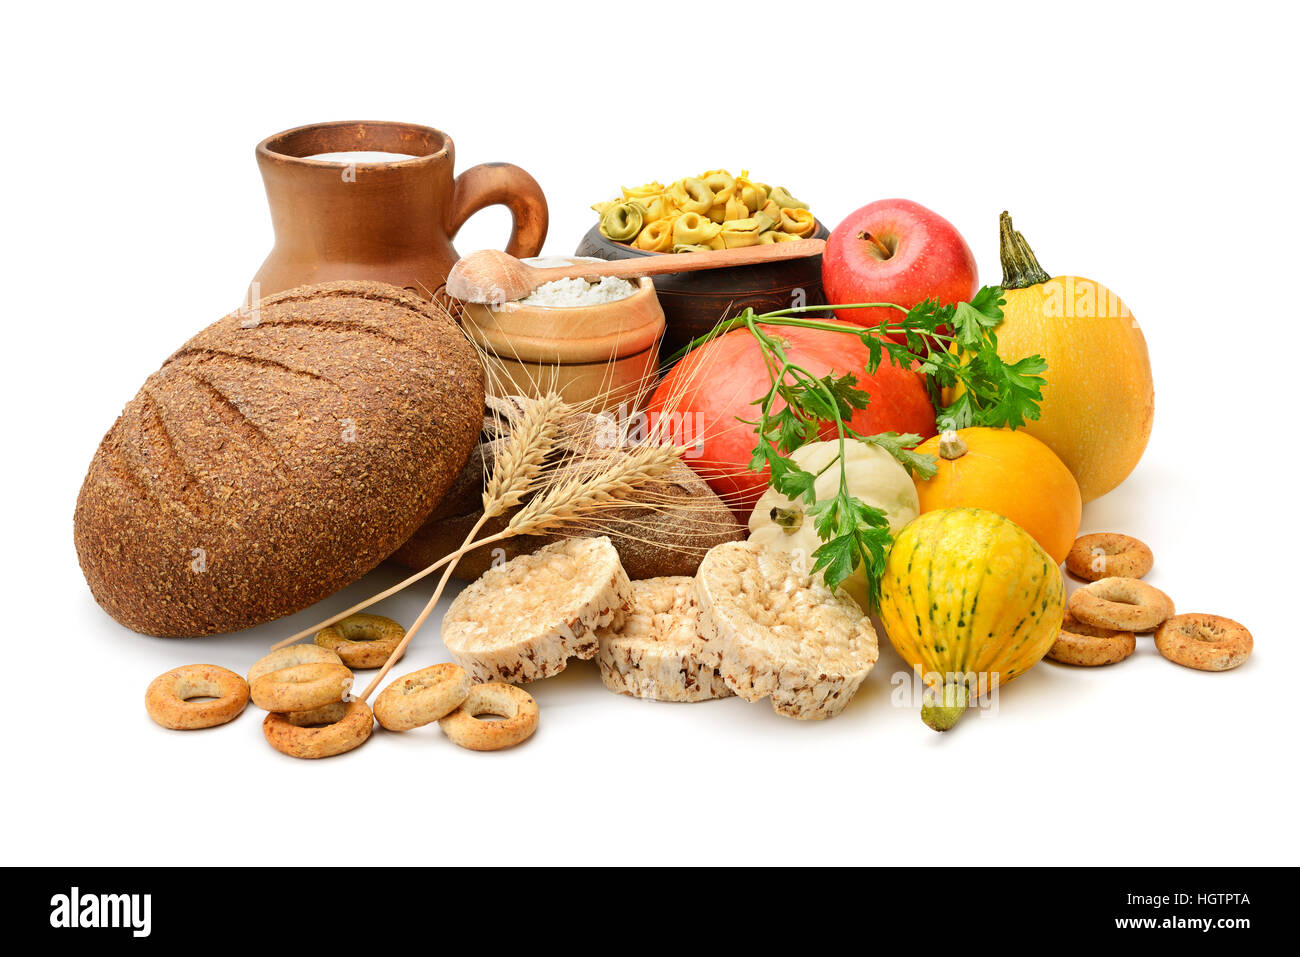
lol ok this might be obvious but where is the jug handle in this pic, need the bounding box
[447,163,549,259]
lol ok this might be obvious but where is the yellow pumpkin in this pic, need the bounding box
[879,508,1064,731]
[913,427,1081,565]
[986,213,1154,502]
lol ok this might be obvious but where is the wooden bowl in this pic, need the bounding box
[460,266,665,412]
[575,220,831,359]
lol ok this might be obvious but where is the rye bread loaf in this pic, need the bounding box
[74,281,484,637]
[390,398,745,579]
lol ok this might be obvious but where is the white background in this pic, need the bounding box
[3,1,1296,866]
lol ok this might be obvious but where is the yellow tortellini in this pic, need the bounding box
[621,181,665,201]
[673,211,723,246]
[667,177,714,214]
[779,207,816,238]
[634,219,675,252]
[700,170,736,205]
[720,217,765,248]
[639,194,677,224]
[592,169,816,252]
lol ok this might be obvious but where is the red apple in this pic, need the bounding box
[822,199,979,335]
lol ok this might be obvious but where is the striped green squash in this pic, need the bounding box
[879,508,1064,731]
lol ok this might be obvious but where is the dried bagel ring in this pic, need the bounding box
[250,662,353,713]
[1066,533,1154,581]
[1068,577,1175,632]
[439,682,539,752]
[145,664,250,730]
[262,700,374,759]
[247,644,343,685]
[1155,614,1253,672]
[315,613,406,669]
[1046,610,1136,667]
[373,663,472,731]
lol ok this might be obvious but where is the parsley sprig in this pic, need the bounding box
[672,286,1047,610]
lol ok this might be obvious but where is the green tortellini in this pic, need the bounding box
[599,201,645,243]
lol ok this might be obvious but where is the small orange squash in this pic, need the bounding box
[913,427,1081,566]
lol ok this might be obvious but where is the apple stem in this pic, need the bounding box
[999,211,1051,289]
[856,230,894,260]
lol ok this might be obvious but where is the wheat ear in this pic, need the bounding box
[481,391,567,516]
[507,442,687,536]
[354,394,569,701]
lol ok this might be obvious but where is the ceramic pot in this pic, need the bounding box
[574,219,830,359]
[460,261,665,412]
[251,120,548,300]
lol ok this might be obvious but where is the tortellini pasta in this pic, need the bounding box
[768,186,809,210]
[673,211,722,246]
[720,217,764,248]
[598,201,644,243]
[779,207,816,238]
[667,177,714,214]
[621,181,665,201]
[593,169,816,252]
[634,219,675,252]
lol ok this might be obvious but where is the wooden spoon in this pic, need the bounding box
[447,239,826,304]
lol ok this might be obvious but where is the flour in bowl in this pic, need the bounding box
[521,275,639,307]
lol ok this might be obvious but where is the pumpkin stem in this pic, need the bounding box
[937,430,968,460]
[770,505,804,533]
[999,211,1051,290]
[921,680,969,732]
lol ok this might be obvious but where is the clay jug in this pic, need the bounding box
[251,120,548,301]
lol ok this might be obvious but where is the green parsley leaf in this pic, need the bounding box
[860,432,939,480]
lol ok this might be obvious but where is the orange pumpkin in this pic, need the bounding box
[913,427,1081,565]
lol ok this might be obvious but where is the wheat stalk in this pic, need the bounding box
[481,391,566,516]
[352,393,570,700]
[507,443,685,536]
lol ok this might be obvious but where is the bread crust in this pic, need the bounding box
[74,281,484,637]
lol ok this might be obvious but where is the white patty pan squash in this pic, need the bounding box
[747,440,920,609]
